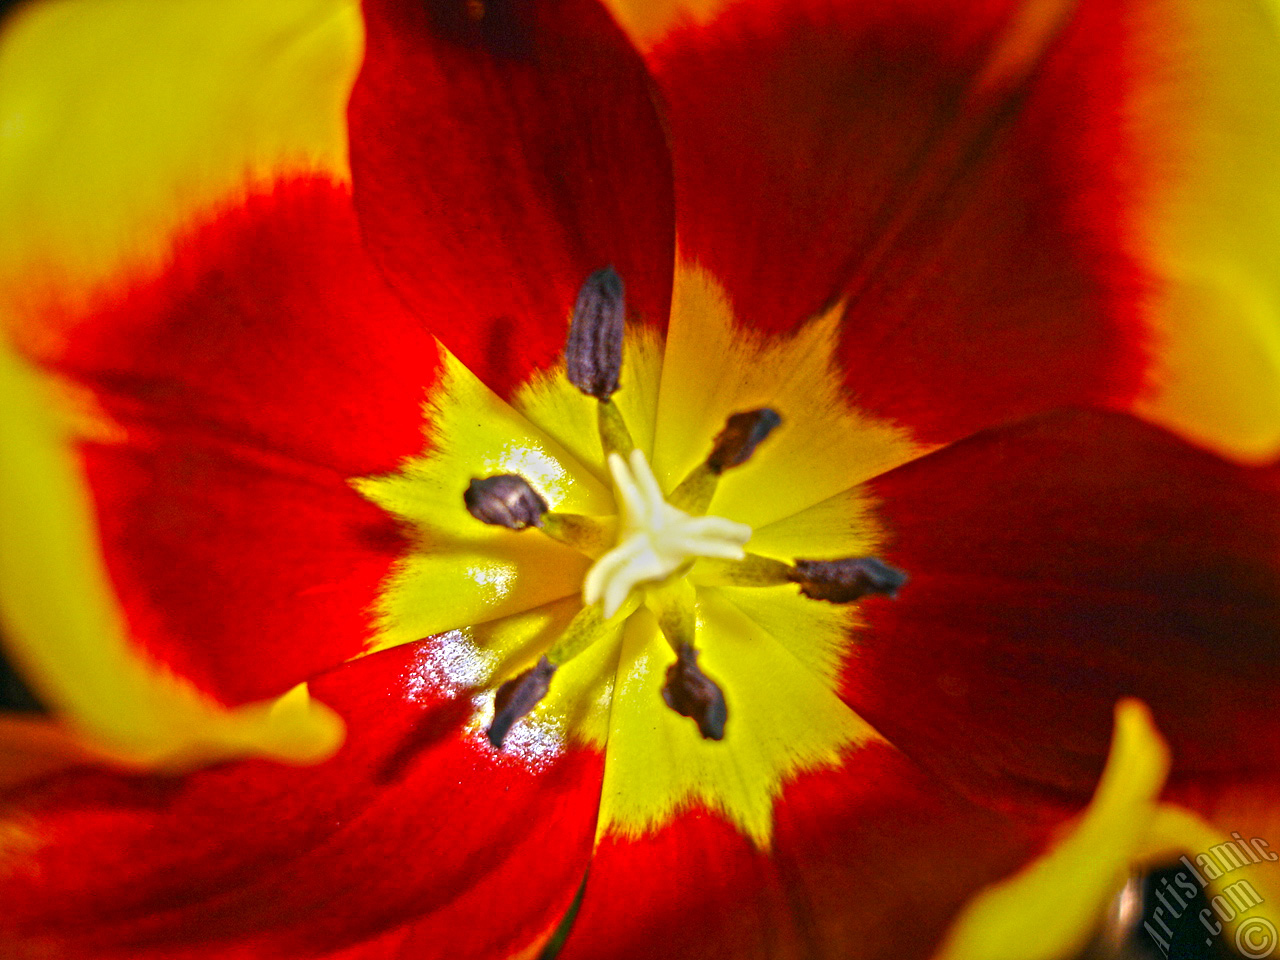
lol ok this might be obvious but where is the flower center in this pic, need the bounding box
[356,261,924,844]
[456,267,911,752]
[585,448,750,618]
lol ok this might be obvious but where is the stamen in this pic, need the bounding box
[706,408,782,473]
[464,474,547,529]
[669,408,782,514]
[539,513,617,558]
[565,266,625,401]
[689,552,794,588]
[487,655,556,748]
[648,578,697,650]
[462,479,614,555]
[661,644,727,741]
[546,602,621,665]
[487,600,631,749]
[789,556,907,603]
[597,399,634,458]
[562,266,634,457]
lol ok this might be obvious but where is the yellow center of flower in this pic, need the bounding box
[356,262,923,845]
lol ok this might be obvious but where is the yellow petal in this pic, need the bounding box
[0,0,360,318]
[0,335,343,779]
[934,699,1170,960]
[1131,0,1280,462]
[1138,796,1280,954]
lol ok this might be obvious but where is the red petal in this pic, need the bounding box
[846,408,1280,817]
[79,434,403,704]
[349,0,676,398]
[37,179,438,702]
[558,743,1036,960]
[651,0,1148,444]
[0,641,601,960]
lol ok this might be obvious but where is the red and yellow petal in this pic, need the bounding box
[646,0,1150,445]
[844,408,1280,819]
[3,3,1278,959]
[23,180,440,706]
[0,640,601,960]
[347,0,675,399]
[0,334,342,782]
[47,180,436,480]
[0,0,360,315]
[559,742,1037,960]
[0,0,386,769]
[1127,0,1280,462]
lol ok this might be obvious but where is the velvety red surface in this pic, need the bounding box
[0,640,603,959]
[847,408,1280,817]
[559,742,1035,960]
[651,0,1149,444]
[349,0,676,399]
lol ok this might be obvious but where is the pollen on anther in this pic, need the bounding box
[565,266,626,401]
[464,474,547,529]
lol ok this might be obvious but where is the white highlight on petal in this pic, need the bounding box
[471,691,565,772]
[404,630,493,702]
[584,449,751,617]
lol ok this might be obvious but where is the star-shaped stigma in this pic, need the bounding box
[584,448,751,618]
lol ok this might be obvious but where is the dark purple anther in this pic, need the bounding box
[661,643,727,741]
[706,408,782,473]
[464,474,548,530]
[790,556,907,603]
[487,656,557,749]
[565,266,626,401]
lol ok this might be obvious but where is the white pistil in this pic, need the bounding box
[584,449,751,617]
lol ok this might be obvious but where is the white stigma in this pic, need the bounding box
[584,449,751,618]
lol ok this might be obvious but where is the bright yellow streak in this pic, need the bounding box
[1132,0,1280,461]
[0,337,343,777]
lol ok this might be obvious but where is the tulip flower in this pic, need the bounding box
[1,1,1278,958]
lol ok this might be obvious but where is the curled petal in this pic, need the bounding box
[934,700,1169,960]
[0,336,342,779]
